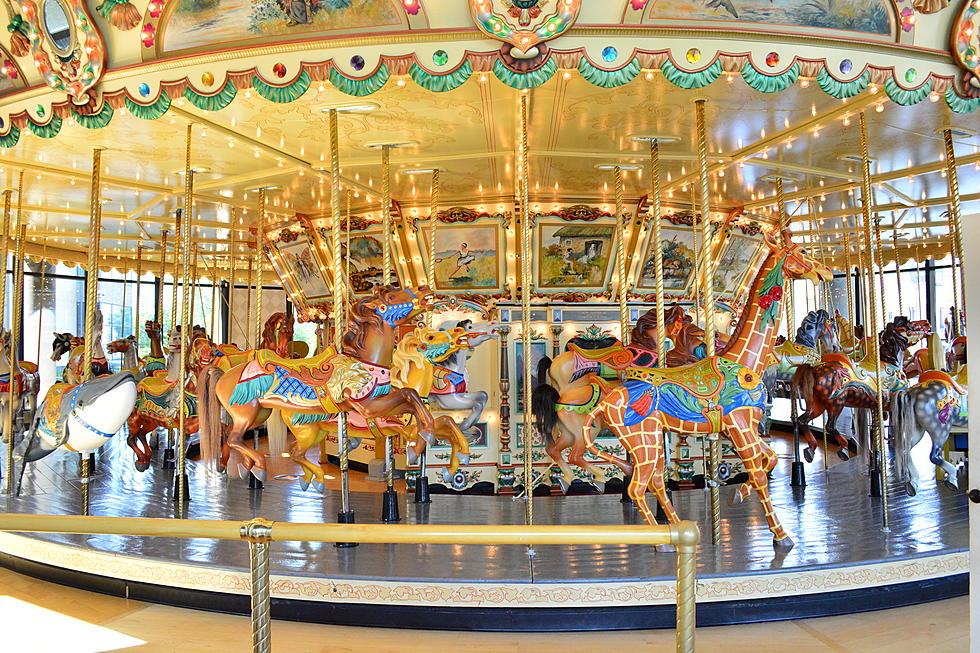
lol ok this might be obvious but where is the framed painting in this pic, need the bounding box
[536,222,616,290]
[347,232,388,295]
[429,224,502,292]
[637,225,697,293]
[713,234,763,298]
[264,221,331,315]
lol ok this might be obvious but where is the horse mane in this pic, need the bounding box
[879,323,910,367]
[343,285,397,355]
[392,329,428,387]
[794,310,827,349]
[261,312,292,354]
[630,304,685,350]
[566,335,619,351]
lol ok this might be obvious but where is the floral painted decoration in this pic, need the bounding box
[469,0,581,59]
[758,257,786,325]
[952,0,980,97]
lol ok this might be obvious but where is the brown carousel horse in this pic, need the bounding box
[125,336,216,471]
[198,286,445,482]
[791,316,932,463]
[531,306,716,488]
[583,229,832,548]
[211,311,294,370]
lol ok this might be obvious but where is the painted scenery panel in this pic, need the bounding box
[163,0,403,52]
[347,233,386,294]
[648,0,892,35]
[538,224,614,289]
[432,225,500,291]
[638,226,696,292]
[277,236,330,301]
[713,235,760,297]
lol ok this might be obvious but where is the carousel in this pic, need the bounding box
[0,0,974,639]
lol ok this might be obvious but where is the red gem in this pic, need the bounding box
[765,52,779,67]
[273,63,287,78]
[758,295,773,309]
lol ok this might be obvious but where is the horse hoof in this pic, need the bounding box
[346,437,363,453]
[251,467,267,483]
[312,480,325,494]
[299,477,311,492]
[773,536,795,551]
[406,447,419,466]
[803,448,814,464]
[421,431,437,447]
[905,481,917,497]
[217,463,226,474]
[237,463,249,479]
[456,453,470,466]
[727,489,744,506]
[656,544,676,553]
[837,448,850,462]
[942,479,959,492]
[440,468,451,484]
[847,438,859,454]
[135,461,150,473]
[557,477,570,494]
[591,481,606,494]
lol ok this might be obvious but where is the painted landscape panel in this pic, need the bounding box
[432,225,499,291]
[538,224,614,289]
[638,226,697,292]
[648,0,892,35]
[278,237,330,300]
[713,235,760,296]
[347,234,387,294]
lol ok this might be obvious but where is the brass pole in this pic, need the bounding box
[35,245,47,363]
[843,231,855,325]
[892,231,903,317]
[210,257,218,341]
[134,244,143,352]
[82,155,102,514]
[650,142,667,366]
[245,259,254,348]
[254,189,266,348]
[157,230,167,325]
[942,129,966,334]
[614,167,630,344]
[228,216,237,344]
[188,244,197,329]
[381,144,392,286]
[674,523,699,653]
[170,209,181,337]
[859,112,888,529]
[914,244,923,320]
[176,123,194,507]
[694,99,720,545]
[519,92,534,529]
[0,189,11,495]
[240,518,273,653]
[427,170,440,327]
[345,189,352,327]
[327,109,355,535]
[873,218,887,322]
[777,180,805,484]
[2,178,23,495]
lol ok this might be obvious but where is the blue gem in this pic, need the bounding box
[602,46,618,62]
[350,55,365,71]
[839,59,853,74]
[138,83,150,97]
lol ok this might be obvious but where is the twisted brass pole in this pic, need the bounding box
[254,189,266,348]
[892,231,903,317]
[843,231,855,324]
[157,230,167,325]
[82,156,101,513]
[614,166,630,345]
[427,170,440,327]
[943,129,966,335]
[210,257,218,341]
[345,189,352,328]
[134,245,143,351]
[171,209,181,337]
[650,142,666,366]
[873,218,887,322]
[244,259,254,348]
[381,145,392,286]
[228,215,237,343]
[2,182,16,495]
[176,123,194,508]
[859,112,888,530]
[519,92,534,530]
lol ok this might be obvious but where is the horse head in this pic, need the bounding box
[189,337,216,371]
[106,335,136,354]
[766,229,833,283]
[145,320,162,339]
[445,319,498,348]
[262,312,294,356]
[167,327,183,352]
[816,309,842,353]
[51,332,76,361]
[890,316,932,346]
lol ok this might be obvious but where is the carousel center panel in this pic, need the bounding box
[0,432,966,631]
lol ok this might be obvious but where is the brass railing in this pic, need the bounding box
[0,514,700,653]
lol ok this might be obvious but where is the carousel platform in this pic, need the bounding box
[0,434,967,632]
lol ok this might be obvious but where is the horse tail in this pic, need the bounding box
[890,388,914,482]
[791,364,816,416]
[266,408,289,457]
[531,356,560,444]
[197,365,226,472]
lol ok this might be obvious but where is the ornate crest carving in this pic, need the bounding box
[952,1,980,97]
[15,0,106,101]
[469,0,581,60]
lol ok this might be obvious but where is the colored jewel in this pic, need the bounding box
[0,117,5,129]
[141,24,156,48]
[765,52,779,67]
[602,46,618,62]
[905,68,917,83]
[138,82,150,97]
[686,48,701,64]
[35,104,44,117]
[401,0,420,15]
[900,7,915,32]
[433,50,449,66]
[201,72,214,86]
[350,55,365,72]
[272,63,287,78]
[839,59,853,74]
[147,0,163,18]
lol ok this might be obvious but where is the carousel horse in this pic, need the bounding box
[892,359,968,496]
[904,333,946,379]
[107,335,139,372]
[126,336,216,471]
[791,316,933,463]
[532,306,715,489]
[16,371,137,465]
[278,325,474,492]
[198,285,446,482]
[947,335,967,373]
[583,229,832,549]
[210,311,295,371]
[835,311,867,359]
[427,318,498,436]
[0,330,40,448]
[53,310,111,383]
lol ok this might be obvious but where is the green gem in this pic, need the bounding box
[433,49,449,66]
[35,104,44,117]
[904,68,917,83]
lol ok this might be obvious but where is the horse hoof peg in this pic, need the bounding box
[237,463,249,479]
[406,447,419,466]
[837,449,850,462]
[299,478,311,492]
[346,437,363,453]
[557,477,570,494]
[847,438,859,454]
[440,468,451,483]
[312,480,325,494]
[773,536,795,551]
[456,453,470,466]
[135,461,150,472]
[905,481,917,497]
[803,448,814,463]
[251,467,267,483]
[942,479,959,492]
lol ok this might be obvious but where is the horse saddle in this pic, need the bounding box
[769,341,816,367]
[140,370,177,398]
[920,369,968,396]
[18,361,37,375]
[624,357,723,400]
[41,383,78,447]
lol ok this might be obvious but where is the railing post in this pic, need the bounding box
[673,521,700,653]
[240,518,274,653]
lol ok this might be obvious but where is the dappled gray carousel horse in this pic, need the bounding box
[430,319,498,438]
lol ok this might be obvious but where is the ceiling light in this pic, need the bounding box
[174,166,212,175]
[935,126,975,138]
[247,185,281,192]
[364,140,419,149]
[595,164,643,170]
[629,135,681,144]
[759,173,800,183]
[320,102,378,113]
[837,154,875,164]
[402,168,440,175]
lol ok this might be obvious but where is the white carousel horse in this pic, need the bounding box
[0,329,40,447]
[53,309,111,383]
[429,319,498,437]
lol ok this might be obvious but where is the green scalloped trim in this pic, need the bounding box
[0,126,19,148]
[254,70,312,103]
[577,57,640,88]
[883,78,931,106]
[741,62,800,93]
[660,59,722,90]
[28,116,62,138]
[817,68,870,99]
[72,104,114,129]
[945,88,980,114]
[184,80,237,111]
[410,61,472,92]
[125,91,172,120]
[493,58,557,90]
[329,66,388,97]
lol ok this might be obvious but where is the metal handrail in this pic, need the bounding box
[0,514,700,653]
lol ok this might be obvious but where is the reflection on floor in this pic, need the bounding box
[0,566,968,653]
